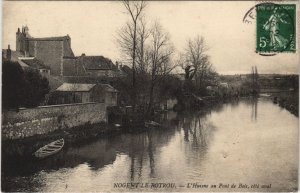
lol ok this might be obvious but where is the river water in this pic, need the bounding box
[2,98,298,192]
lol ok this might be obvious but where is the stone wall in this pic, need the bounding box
[2,102,107,140]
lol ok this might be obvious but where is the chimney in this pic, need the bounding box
[81,53,86,57]
[116,61,119,69]
[6,44,11,61]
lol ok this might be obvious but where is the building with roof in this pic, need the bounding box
[19,57,51,75]
[2,45,51,75]
[2,45,23,62]
[3,25,126,81]
[52,83,118,106]
[16,26,74,76]
[63,54,126,78]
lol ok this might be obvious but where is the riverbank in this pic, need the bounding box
[3,94,294,158]
[272,91,298,117]
[2,122,122,157]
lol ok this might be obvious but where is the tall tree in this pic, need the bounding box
[146,22,175,113]
[181,35,217,93]
[136,17,150,74]
[118,1,147,108]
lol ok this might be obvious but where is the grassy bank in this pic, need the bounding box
[272,91,299,117]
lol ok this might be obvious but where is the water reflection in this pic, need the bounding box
[2,98,298,192]
[251,97,258,121]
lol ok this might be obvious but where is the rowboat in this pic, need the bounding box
[33,138,64,158]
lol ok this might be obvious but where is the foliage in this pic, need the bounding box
[179,35,218,96]
[2,61,50,110]
[157,75,182,99]
[22,68,50,107]
[2,61,26,110]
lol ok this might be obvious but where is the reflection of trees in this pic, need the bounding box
[251,97,258,121]
[229,98,240,108]
[147,131,155,178]
[110,128,177,181]
[241,97,259,121]
[177,111,216,152]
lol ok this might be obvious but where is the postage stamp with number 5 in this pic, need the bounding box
[256,4,296,53]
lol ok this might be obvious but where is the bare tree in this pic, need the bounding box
[117,22,134,62]
[181,35,216,91]
[146,22,175,112]
[118,1,147,108]
[136,17,150,74]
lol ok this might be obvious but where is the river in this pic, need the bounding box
[2,98,298,192]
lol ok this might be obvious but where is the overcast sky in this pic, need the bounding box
[3,1,299,74]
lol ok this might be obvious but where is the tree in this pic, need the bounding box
[22,68,50,107]
[136,17,150,74]
[145,22,175,113]
[2,61,26,110]
[117,1,147,109]
[180,35,217,94]
[2,61,50,110]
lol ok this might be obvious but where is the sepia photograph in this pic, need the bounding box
[1,1,299,192]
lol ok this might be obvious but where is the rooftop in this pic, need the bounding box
[80,56,116,70]
[56,83,96,92]
[27,35,70,41]
[2,49,24,61]
[20,58,50,70]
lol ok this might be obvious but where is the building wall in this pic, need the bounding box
[16,33,27,53]
[105,92,117,106]
[63,38,74,57]
[82,92,90,103]
[33,40,63,76]
[86,70,115,77]
[2,102,107,140]
[62,58,86,76]
[62,58,77,76]
[91,85,105,103]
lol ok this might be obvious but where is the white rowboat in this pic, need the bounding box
[33,138,64,158]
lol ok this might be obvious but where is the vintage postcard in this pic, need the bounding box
[1,1,299,192]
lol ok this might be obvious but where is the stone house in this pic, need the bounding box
[53,83,118,106]
[63,54,126,78]
[2,45,51,77]
[6,26,125,79]
[19,57,51,75]
[16,26,75,76]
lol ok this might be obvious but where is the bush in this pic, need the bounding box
[2,61,50,110]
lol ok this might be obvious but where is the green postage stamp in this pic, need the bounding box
[256,4,296,53]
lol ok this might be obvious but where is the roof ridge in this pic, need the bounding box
[27,36,70,41]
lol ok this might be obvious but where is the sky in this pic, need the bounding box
[2,1,299,74]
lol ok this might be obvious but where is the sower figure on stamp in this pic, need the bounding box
[263,7,289,49]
